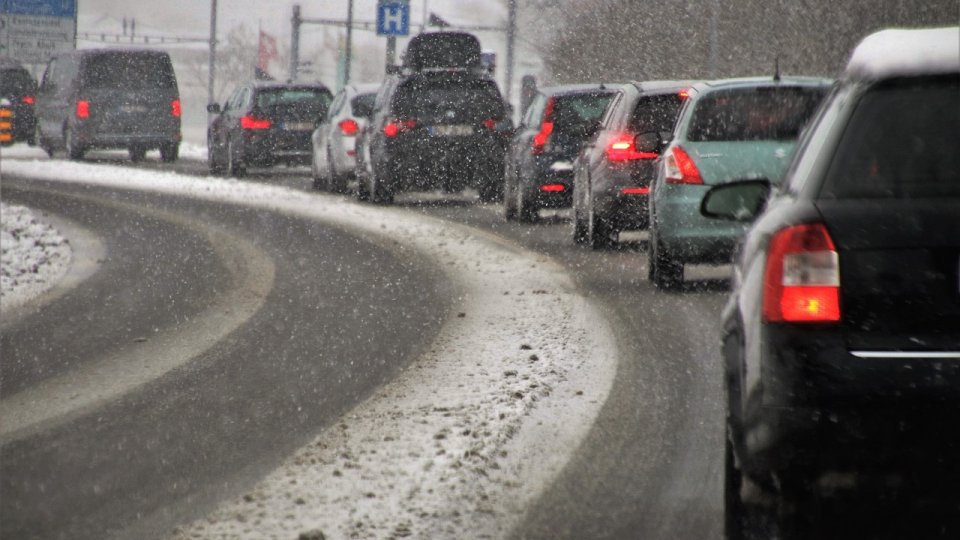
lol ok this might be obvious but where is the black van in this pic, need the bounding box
[35,49,182,161]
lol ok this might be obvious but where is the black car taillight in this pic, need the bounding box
[762,223,841,323]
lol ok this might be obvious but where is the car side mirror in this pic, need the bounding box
[700,179,771,222]
[634,132,662,154]
[207,103,221,114]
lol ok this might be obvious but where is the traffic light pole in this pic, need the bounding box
[290,5,301,81]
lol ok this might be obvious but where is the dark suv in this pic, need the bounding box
[702,27,960,539]
[207,82,333,177]
[504,84,617,223]
[355,32,512,204]
[0,58,38,146]
[35,49,182,161]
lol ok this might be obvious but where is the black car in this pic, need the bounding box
[701,27,960,538]
[35,49,182,161]
[355,32,512,204]
[207,82,333,177]
[0,58,38,146]
[571,81,693,247]
[504,84,616,223]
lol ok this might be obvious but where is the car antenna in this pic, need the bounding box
[773,55,781,82]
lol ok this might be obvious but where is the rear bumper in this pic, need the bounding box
[654,183,748,263]
[244,130,313,166]
[748,325,960,476]
[380,135,505,191]
[75,121,180,149]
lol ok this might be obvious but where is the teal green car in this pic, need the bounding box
[647,77,831,289]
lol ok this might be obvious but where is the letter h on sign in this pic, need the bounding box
[376,1,409,36]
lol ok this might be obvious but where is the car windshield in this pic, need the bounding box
[688,86,826,141]
[552,92,614,134]
[821,76,960,199]
[350,92,376,119]
[629,93,684,133]
[394,78,504,120]
[81,52,176,89]
[255,88,332,112]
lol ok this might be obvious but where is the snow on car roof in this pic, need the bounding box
[845,26,960,80]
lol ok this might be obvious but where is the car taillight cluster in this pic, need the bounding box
[76,100,91,119]
[606,134,658,162]
[241,115,271,130]
[762,223,841,323]
[384,119,416,138]
[338,118,359,136]
[532,97,556,155]
[171,99,182,118]
[22,96,35,105]
[664,146,703,184]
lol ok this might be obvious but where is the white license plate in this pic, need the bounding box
[429,124,473,137]
[284,122,314,131]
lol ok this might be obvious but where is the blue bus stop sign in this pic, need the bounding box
[376,0,409,36]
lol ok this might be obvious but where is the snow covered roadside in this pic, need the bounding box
[0,202,72,311]
[4,159,618,539]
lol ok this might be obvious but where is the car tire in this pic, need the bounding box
[65,126,85,161]
[573,208,589,244]
[649,231,683,290]
[227,139,246,178]
[587,204,614,249]
[160,142,179,163]
[129,145,147,162]
[37,126,54,158]
[503,168,518,221]
[516,184,537,223]
[369,171,393,205]
[310,152,326,190]
[208,140,224,175]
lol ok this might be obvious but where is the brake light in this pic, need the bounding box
[338,118,359,136]
[540,184,566,193]
[762,223,841,323]
[76,100,90,119]
[532,97,556,154]
[483,118,497,130]
[621,187,650,195]
[171,99,182,118]
[384,119,416,138]
[22,96,35,105]
[606,134,658,162]
[241,115,271,130]
[664,146,703,184]
[678,89,689,99]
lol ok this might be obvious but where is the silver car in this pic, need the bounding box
[310,83,379,193]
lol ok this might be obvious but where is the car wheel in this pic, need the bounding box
[516,183,537,223]
[649,225,683,290]
[37,125,54,157]
[208,140,224,175]
[369,173,394,205]
[573,207,589,244]
[160,142,179,163]
[310,151,325,190]
[129,145,147,162]
[65,127,85,160]
[328,150,349,194]
[587,203,614,249]
[503,167,518,221]
[227,138,246,178]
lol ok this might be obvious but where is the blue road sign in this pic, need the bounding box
[376,0,409,37]
[0,0,76,17]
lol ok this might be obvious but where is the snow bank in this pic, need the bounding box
[0,202,72,311]
[3,158,618,539]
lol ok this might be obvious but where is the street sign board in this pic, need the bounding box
[376,0,410,37]
[0,0,77,65]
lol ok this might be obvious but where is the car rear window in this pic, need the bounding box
[1,69,36,96]
[351,93,376,118]
[820,76,959,199]
[256,88,332,111]
[687,86,825,142]
[551,92,614,134]
[393,78,504,120]
[629,93,683,134]
[81,52,177,89]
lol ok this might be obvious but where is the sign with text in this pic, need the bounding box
[376,0,410,37]
[0,0,76,65]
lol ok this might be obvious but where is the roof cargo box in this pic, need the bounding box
[402,32,482,71]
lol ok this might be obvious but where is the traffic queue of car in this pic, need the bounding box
[8,25,958,539]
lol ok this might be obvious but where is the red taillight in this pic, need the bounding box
[606,134,659,162]
[762,223,841,323]
[483,118,497,130]
[338,118,359,136]
[241,115,271,130]
[540,183,566,193]
[664,146,703,184]
[620,187,650,195]
[678,89,690,99]
[22,96,35,105]
[384,119,416,138]
[171,99,182,118]
[76,100,90,119]
[532,97,556,154]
